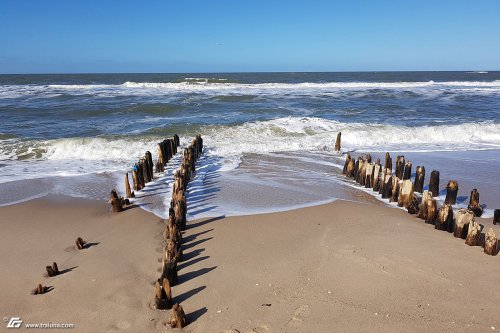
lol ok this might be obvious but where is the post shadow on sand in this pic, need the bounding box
[178,256,210,271]
[174,286,206,304]
[182,229,214,243]
[82,242,99,249]
[182,237,213,251]
[181,248,205,262]
[186,307,208,324]
[187,215,225,230]
[177,266,217,285]
[57,266,78,276]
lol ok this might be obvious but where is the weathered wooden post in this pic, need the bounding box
[145,151,154,178]
[417,191,432,221]
[157,143,165,166]
[484,228,498,255]
[395,155,405,179]
[435,204,453,231]
[125,173,134,198]
[343,154,351,175]
[31,284,48,295]
[109,189,123,213]
[382,174,393,199]
[429,170,440,197]
[155,278,173,310]
[425,197,437,224]
[168,303,187,328]
[407,194,419,214]
[493,209,500,225]
[75,237,87,250]
[372,162,381,191]
[390,177,400,203]
[414,166,425,193]
[465,220,481,246]
[444,180,458,205]
[398,179,414,208]
[403,161,412,180]
[358,159,367,185]
[335,132,341,153]
[46,262,59,277]
[453,209,474,239]
[384,152,392,171]
[365,163,374,188]
[467,189,483,217]
[346,159,355,178]
[161,258,178,286]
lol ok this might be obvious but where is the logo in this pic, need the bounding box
[6,317,23,329]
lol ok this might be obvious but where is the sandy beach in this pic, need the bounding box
[1,195,498,332]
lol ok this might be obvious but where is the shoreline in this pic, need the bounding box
[1,195,498,332]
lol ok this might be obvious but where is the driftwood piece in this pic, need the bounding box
[155,278,173,309]
[465,220,481,246]
[76,237,86,250]
[467,189,483,217]
[435,204,454,231]
[335,132,341,152]
[168,303,187,328]
[403,161,412,180]
[454,209,474,239]
[414,166,425,193]
[407,194,419,214]
[31,284,48,295]
[398,179,414,208]
[484,228,498,255]
[46,262,59,277]
[429,170,440,197]
[444,180,458,205]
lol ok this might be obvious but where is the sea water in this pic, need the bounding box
[0,72,499,219]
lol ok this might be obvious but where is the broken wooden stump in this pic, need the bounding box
[403,161,412,180]
[407,194,419,214]
[429,170,440,197]
[465,220,481,246]
[335,132,341,153]
[484,228,498,255]
[414,166,425,193]
[155,278,173,310]
[435,204,453,232]
[444,180,458,205]
[109,189,123,213]
[31,284,48,295]
[75,237,87,250]
[125,173,135,198]
[168,303,187,328]
[467,189,483,217]
[46,262,59,277]
[453,209,474,239]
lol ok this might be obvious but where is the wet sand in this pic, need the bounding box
[0,195,499,332]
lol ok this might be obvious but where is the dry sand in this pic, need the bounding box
[0,196,499,332]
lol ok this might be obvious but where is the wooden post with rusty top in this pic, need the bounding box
[414,166,425,193]
[335,132,341,153]
[429,170,440,197]
[444,180,458,205]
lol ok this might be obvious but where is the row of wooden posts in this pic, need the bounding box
[334,133,498,256]
[156,134,203,329]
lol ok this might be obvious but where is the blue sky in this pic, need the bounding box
[0,0,499,73]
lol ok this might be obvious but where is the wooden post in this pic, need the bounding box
[372,162,381,191]
[365,163,374,188]
[145,151,154,178]
[343,154,351,175]
[414,166,425,193]
[493,209,500,225]
[465,220,481,246]
[335,132,341,153]
[453,209,474,239]
[407,194,419,214]
[161,258,178,286]
[155,278,173,310]
[109,189,123,213]
[395,155,405,179]
[157,143,165,166]
[381,175,393,199]
[467,189,483,217]
[444,180,458,205]
[403,161,412,180]
[425,197,437,224]
[346,159,355,178]
[31,284,48,295]
[75,237,87,250]
[398,179,414,208]
[125,173,134,198]
[168,303,187,328]
[429,170,440,197]
[384,152,392,171]
[484,228,498,256]
[435,204,453,231]
[358,159,367,185]
[417,191,432,221]
[46,262,59,277]
[390,177,400,203]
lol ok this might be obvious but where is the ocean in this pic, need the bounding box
[1,72,499,219]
